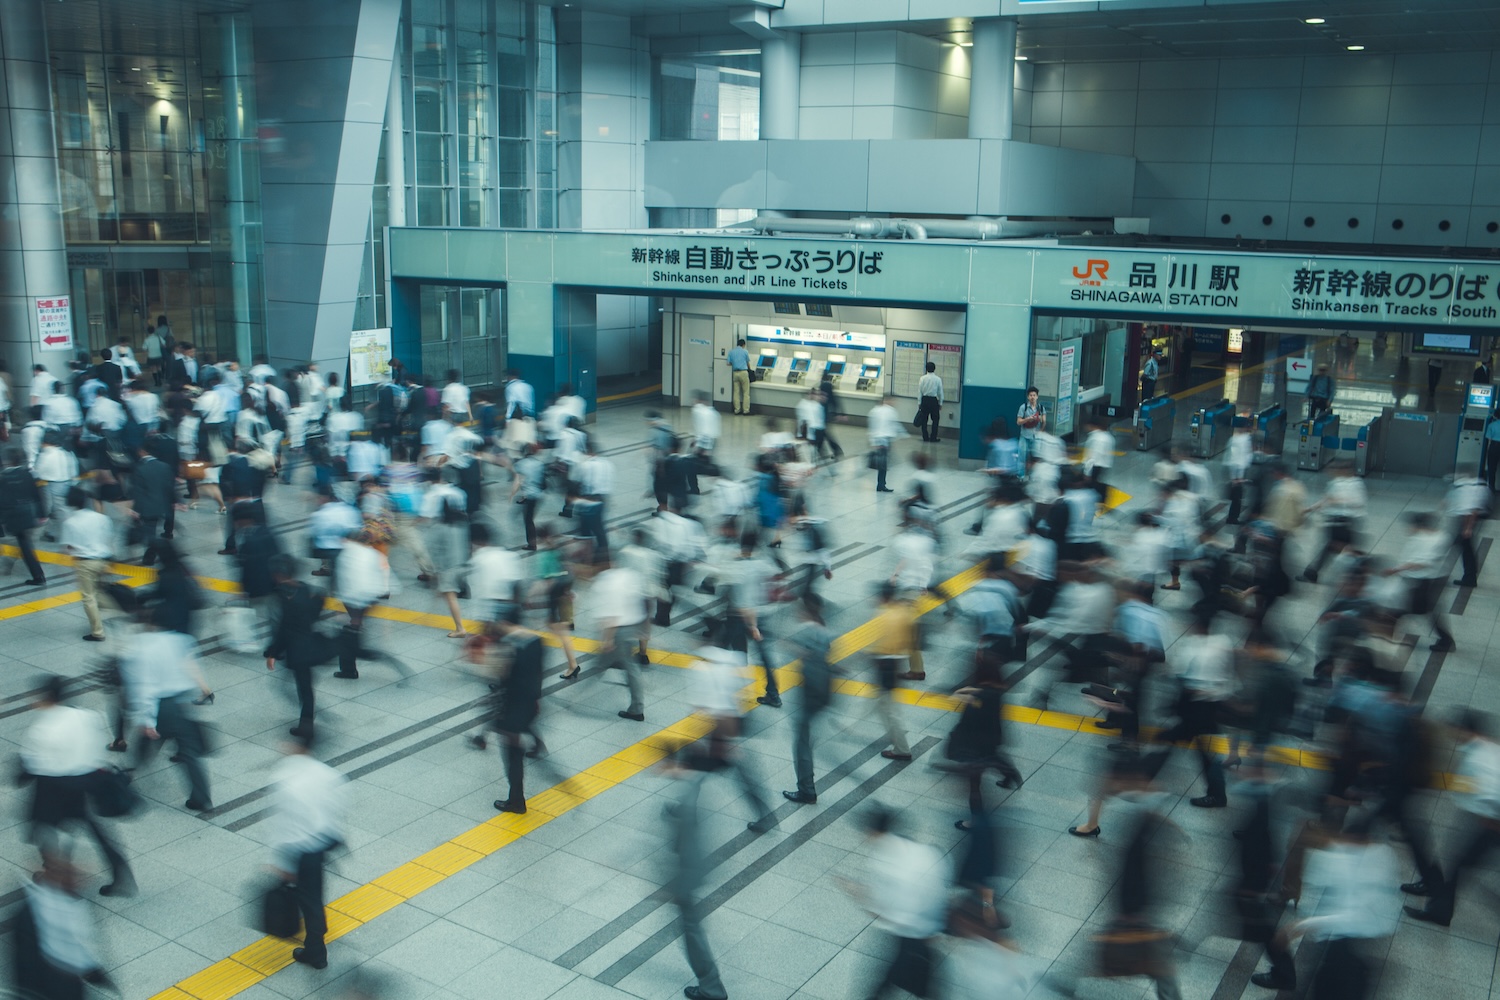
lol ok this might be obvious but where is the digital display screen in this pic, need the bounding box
[825,361,845,375]
[804,303,834,318]
[1468,385,1494,408]
[790,358,810,372]
[861,365,880,378]
[1416,332,1480,356]
[756,353,777,368]
[771,302,801,315]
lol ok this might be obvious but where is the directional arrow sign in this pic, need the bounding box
[34,296,73,352]
[43,334,68,346]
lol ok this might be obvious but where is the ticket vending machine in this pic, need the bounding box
[824,355,847,388]
[787,352,812,386]
[855,357,883,393]
[1457,383,1494,472]
[754,349,778,381]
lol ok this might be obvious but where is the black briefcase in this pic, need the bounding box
[261,881,301,938]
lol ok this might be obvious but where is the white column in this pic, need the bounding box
[385,37,406,228]
[760,31,801,140]
[968,18,1016,140]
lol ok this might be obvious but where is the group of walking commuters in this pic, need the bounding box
[8,342,1498,1000]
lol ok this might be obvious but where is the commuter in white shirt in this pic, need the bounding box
[120,626,213,810]
[1301,460,1368,583]
[914,362,944,442]
[441,369,472,419]
[868,396,905,493]
[1082,417,1115,498]
[21,675,134,895]
[42,391,82,431]
[122,382,160,432]
[594,563,649,719]
[1406,711,1500,927]
[34,434,79,535]
[1447,470,1489,588]
[1382,511,1456,651]
[503,369,535,418]
[853,809,949,995]
[269,735,346,970]
[60,488,113,641]
[794,390,827,459]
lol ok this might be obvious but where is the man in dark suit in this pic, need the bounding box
[92,350,123,394]
[168,343,198,387]
[491,617,544,815]
[130,445,175,564]
[265,555,334,738]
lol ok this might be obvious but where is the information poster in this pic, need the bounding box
[928,343,962,404]
[349,327,393,387]
[36,296,73,351]
[892,340,927,398]
[1054,339,1079,435]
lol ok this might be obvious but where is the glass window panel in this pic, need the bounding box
[112,151,197,241]
[459,83,489,138]
[460,187,486,228]
[537,192,555,231]
[459,136,489,188]
[57,150,115,242]
[417,187,447,227]
[498,139,526,188]
[653,54,761,141]
[495,1,526,39]
[413,78,448,132]
[497,36,526,83]
[411,25,447,77]
[53,51,107,149]
[415,132,449,186]
[497,189,528,228]
[497,88,526,138]
[411,0,446,25]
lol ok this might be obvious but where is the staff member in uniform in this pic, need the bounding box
[914,362,944,443]
[1140,349,1161,403]
[727,339,752,416]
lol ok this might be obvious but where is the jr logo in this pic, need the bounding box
[1072,259,1109,285]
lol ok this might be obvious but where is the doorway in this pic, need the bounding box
[69,265,199,358]
[419,284,504,388]
[678,314,715,403]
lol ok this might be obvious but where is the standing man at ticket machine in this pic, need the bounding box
[1306,365,1335,421]
[727,339,751,416]
[914,362,944,443]
[1485,404,1500,492]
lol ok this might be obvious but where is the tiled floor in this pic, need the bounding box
[3,341,1500,1000]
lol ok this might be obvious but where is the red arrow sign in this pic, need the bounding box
[1289,361,1309,371]
[42,334,68,345]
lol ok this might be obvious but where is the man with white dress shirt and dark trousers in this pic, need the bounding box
[60,487,113,642]
[914,362,943,442]
[270,731,346,970]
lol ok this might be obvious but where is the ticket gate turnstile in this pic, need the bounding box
[1137,396,1176,452]
[1189,399,1236,459]
[1354,415,1382,477]
[1297,413,1340,471]
[1256,404,1287,456]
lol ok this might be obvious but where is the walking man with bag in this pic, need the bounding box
[265,555,335,739]
[269,731,346,971]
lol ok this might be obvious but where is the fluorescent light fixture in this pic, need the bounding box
[1304,17,1325,24]
[1015,54,1028,60]
[1346,44,1365,50]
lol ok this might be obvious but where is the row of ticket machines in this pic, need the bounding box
[753,348,885,394]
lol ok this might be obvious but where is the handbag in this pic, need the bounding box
[1093,924,1173,980]
[181,460,209,482]
[261,881,302,938]
[88,767,139,818]
[747,369,762,383]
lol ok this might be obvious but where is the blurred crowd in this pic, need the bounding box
[4,348,1493,1000]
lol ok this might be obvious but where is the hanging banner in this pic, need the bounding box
[36,296,73,351]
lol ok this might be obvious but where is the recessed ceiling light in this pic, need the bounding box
[130,66,140,71]
[1304,17,1325,25]
[958,41,972,47]
[1014,54,1028,61]
[1346,44,1365,50]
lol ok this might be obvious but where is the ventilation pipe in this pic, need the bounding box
[745,215,1101,240]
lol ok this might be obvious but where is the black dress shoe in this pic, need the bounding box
[333,671,359,679]
[618,710,645,722]
[1250,973,1294,991]
[1454,579,1478,588]
[1191,795,1228,808]
[292,947,328,970]
[1432,638,1457,653]
[494,799,527,814]
[757,695,782,708]
[1068,825,1101,838]
[1401,880,1435,896]
[184,798,210,811]
[24,578,44,587]
[99,877,137,898]
[1404,905,1450,925]
[782,790,817,804]
[876,487,895,493]
[83,634,105,642]
[684,988,726,1000]
[747,818,772,834]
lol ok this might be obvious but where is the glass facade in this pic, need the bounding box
[653,51,761,141]
[46,1,266,365]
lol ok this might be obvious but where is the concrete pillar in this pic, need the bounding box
[0,0,72,399]
[384,36,406,229]
[760,31,801,140]
[968,18,1017,140]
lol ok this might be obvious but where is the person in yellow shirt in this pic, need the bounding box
[872,582,918,760]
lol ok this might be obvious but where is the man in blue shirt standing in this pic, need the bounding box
[727,340,751,416]
[1484,411,1500,491]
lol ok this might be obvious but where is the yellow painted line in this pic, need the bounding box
[598,383,663,404]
